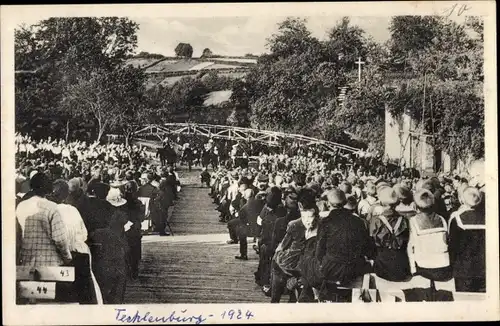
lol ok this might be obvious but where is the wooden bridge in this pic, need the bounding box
[133,123,363,154]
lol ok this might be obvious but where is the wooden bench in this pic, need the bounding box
[371,273,486,302]
[16,266,78,304]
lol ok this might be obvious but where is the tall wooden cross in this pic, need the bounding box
[355,57,365,82]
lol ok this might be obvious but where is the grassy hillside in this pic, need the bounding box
[126,56,255,89]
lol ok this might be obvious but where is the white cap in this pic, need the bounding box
[29,170,38,179]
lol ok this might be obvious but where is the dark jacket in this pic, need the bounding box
[231,193,247,213]
[369,208,411,281]
[238,197,265,237]
[75,195,115,234]
[260,205,286,247]
[448,209,485,280]
[150,189,174,229]
[271,208,301,252]
[316,208,375,284]
[124,197,145,238]
[138,183,159,199]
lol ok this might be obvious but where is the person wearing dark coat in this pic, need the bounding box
[165,167,179,200]
[243,190,267,239]
[448,187,485,292]
[183,145,194,171]
[270,188,316,303]
[254,187,286,296]
[309,189,375,296]
[88,193,128,304]
[138,173,159,199]
[150,179,175,236]
[75,180,113,234]
[232,188,258,260]
[123,181,145,279]
[227,183,249,244]
[270,191,300,254]
[200,168,211,187]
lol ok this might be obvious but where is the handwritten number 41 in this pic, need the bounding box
[221,309,254,320]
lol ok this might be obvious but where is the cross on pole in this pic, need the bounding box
[355,57,365,82]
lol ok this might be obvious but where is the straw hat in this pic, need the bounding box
[462,187,482,208]
[378,187,399,206]
[414,189,435,210]
[106,188,127,207]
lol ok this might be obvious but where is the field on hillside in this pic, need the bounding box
[149,71,248,89]
[211,58,257,64]
[125,58,161,68]
[145,59,202,73]
[203,63,244,70]
[126,57,252,72]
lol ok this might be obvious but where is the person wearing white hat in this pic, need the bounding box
[448,187,485,292]
[106,187,127,207]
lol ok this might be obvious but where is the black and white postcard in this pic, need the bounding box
[1,2,498,324]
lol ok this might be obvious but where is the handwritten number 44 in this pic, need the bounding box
[36,287,48,294]
[221,310,254,320]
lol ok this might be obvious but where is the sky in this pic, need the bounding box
[18,14,470,58]
[131,16,392,57]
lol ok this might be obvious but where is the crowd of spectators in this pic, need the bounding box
[15,134,179,304]
[14,133,486,303]
[208,154,486,302]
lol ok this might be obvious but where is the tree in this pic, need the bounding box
[265,17,326,62]
[325,17,370,71]
[201,48,213,58]
[381,16,484,160]
[241,17,349,136]
[15,17,139,140]
[174,43,193,58]
[16,17,138,73]
[108,67,148,146]
[200,71,235,91]
[63,66,146,142]
[388,16,443,64]
[167,77,209,120]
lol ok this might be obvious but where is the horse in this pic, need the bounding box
[156,144,177,167]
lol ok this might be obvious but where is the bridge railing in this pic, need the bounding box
[133,123,362,154]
